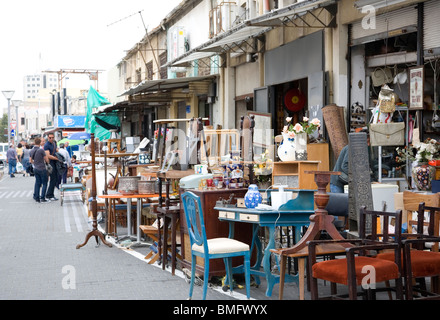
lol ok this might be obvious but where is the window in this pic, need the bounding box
[160,52,168,80]
[136,68,142,83]
[146,62,153,81]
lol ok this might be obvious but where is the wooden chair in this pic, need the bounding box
[403,191,440,240]
[401,203,440,299]
[308,206,404,300]
[86,188,106,219]
[181,191,251,300]
[139,219,182,264]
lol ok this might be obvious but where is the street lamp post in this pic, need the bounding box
[2,90,15,146]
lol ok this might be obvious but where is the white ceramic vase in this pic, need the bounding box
[277,132,296,162]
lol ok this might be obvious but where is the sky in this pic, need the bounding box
[0,0,182,110]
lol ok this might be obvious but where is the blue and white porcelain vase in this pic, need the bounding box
[244,184,262,209]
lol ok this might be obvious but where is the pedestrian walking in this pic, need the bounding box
[44,134,60,201]
[6,144,18,178]
[56,143,70,185]
[22,145,31,176]
[30,137,49,203]
[16,143,23,162]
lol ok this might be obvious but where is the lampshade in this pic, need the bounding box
[2,90,15,100]
[12,100,21,107]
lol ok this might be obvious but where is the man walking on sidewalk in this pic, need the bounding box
[44,134,59,201]
[6,144,18,178]
[30,137,50,203]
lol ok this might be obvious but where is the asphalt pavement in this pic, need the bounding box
[0,169,304,302]
[0,168,399,305]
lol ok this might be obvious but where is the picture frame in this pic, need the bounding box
[408,66,424,110]
[247,111,272,148]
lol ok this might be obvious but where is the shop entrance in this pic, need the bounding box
[273,78,309,135]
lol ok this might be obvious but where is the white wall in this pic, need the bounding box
[236,62,260,97]
[170,0,211,52]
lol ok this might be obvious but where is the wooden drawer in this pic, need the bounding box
[219,211,235,219]
[239,213,259,222]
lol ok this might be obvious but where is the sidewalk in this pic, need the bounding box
[0,169,393,301]
[0,172,231,300]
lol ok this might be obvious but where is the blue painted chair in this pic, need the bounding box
[181,191,251,300]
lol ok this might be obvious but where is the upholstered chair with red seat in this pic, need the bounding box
[377,202,440,300]
[308,206,404,300]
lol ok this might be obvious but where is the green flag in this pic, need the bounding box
[85,86,110,132]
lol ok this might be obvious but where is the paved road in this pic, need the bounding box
[1,170,383,303]
[0,173,232,300]
[0,172,310,302]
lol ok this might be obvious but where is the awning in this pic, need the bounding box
[166,24,272,67]
[248,0,337,28]
[198,25,272,53]
[166,0,336,68]
[120,75,217,97]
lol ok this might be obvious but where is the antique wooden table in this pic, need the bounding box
[214,189,316,297]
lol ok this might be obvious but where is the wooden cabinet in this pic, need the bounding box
[179,188,253,279]
[271,160,320,189]
[307,143,329,172]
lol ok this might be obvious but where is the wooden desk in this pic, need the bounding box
[99,193,159,245]
[214,189,316,297]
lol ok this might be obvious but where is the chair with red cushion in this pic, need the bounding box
[402,203,440,300]
[308,206,404,300]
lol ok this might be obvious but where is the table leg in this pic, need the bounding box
[228,222,263,287]
[263,225,277,297]
[157,213,162,266]
[158,178,163,207]
[171,213,177,275]
[107,199,117,237]
[165,179,171,208]
[131,198,148,248]
[127,198,132,237]
[163,215,169,270]
[264,225,298,297]
[298,258,305,300]
[279,255,287,300]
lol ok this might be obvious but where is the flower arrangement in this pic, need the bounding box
[282,116,321,139]
[154,128,169,140]
[253,150,273,184]
[396,138,440,165]
[253,150,273,176]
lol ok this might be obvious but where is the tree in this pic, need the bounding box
[0,114,8,143]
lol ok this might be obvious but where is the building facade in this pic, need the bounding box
[107,0,440,171]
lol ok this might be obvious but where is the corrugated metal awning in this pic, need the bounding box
[248,0,337,28]
[120,75,217,97]
[166,24,271,67]
[166,0,337,68]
